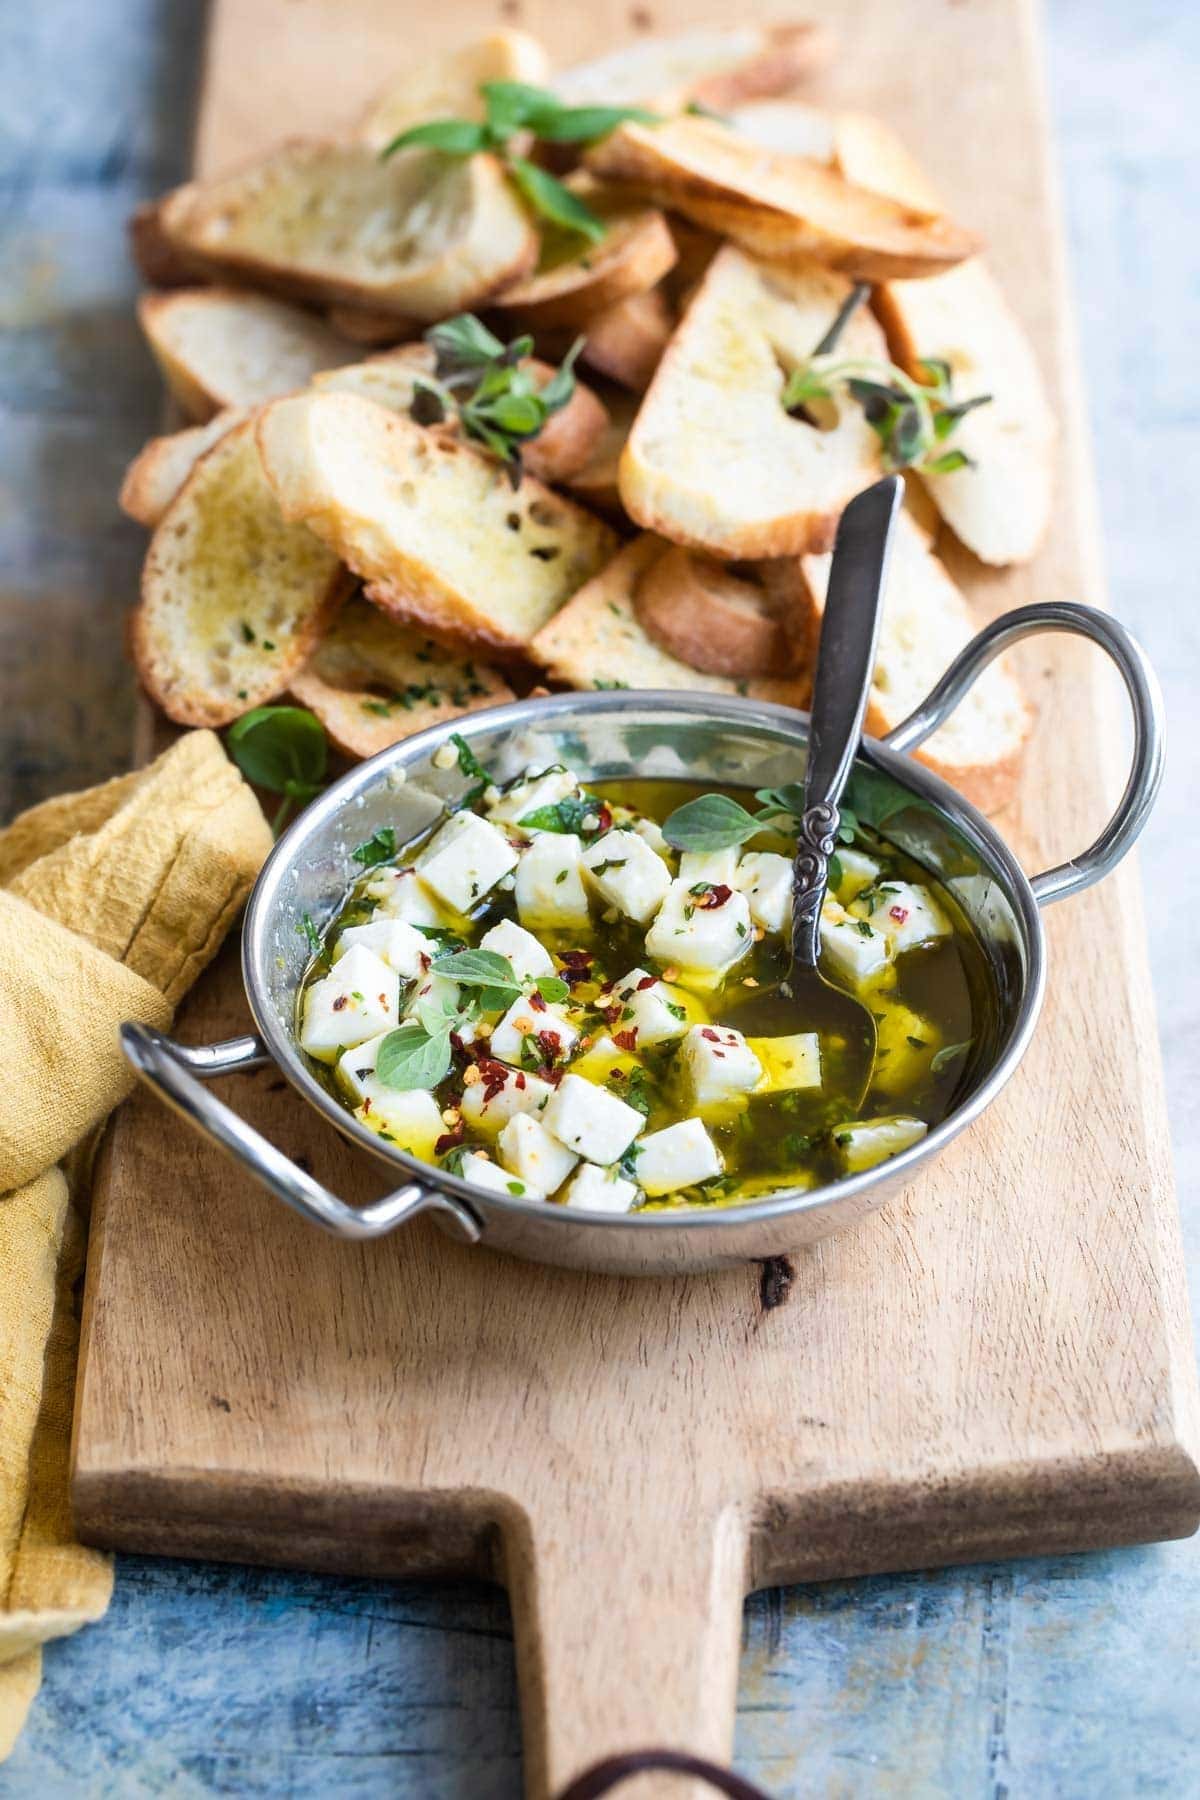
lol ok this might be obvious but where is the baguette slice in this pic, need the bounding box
[723,99,837,161]
[586,116,981,280]
[158,142,538,321]
[313,344,609,483]
[137,288,357,421]
[493,183,677,328]
[119,407,248,528]
[132,418,351,727]
[551,23,833,112]
[634,547,790,676]
[563,389,639,517]
[530,535,810,708]
[128,199,207,287]
[579,287,674,392]
[256,391,618,654]
[784,509,1031,811]
[620,245,888,557]
[832,112,1056,566]
[358,30,551,150]
[290,596,513,758]
[326,304,418,346]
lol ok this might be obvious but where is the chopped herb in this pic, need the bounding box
[931,1040,972,1074]
[593,678,630,689]
[298,912,322,957]
[351,826,397,868]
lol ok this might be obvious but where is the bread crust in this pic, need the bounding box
[494,202,677,329]
[634,547,791,677]
[578,288,674,392]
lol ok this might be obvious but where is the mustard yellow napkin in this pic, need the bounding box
[0,730,272,1758]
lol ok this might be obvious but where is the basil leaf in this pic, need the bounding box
[351,826,397,867]
[427,313,508,373]
[923,448,973,475]
[430,947,521,994]
[449,731,490,783]
[226,706,327,797]
[535,975,570,1004]
[753,782,808,823]
[828,852,844,892]
[481,389,544,436]
[380,119,490,158]
[537,336,584,414]
[930,1040,972,1074]
[533,103,658,143]
[416,992,460,1035]
[374,1023,453,1091]
[507,157,605,242]
[662,794,763,852]
[409,380,447,426]
[933,392,991,438]
[481,79,563,138]
[519,794,591,834]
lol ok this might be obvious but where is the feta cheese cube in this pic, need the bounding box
[630,815,672,860]
[632,1119,723,1196]
[561,1163,640,1214]
[568,1035,642,1084]
[679,1024,763,1108]
[490,996,579,1067]
[582,830,672,924]
[487,764,579,829]
[833,1114,927,1174]
[679,847,740,888]
[498,1113,579,1195]
[355,1085,444,1158]
[458,1150,545,1201]
[479,917,554,983]
[749,1032,821,1093]
[870,1002,939,1098]
[833,847,880,905]
[459,1064,554,1135]
[820,901,891,985]
[644,879,753,975]
[300,945,400,1062]
[332,917,429,978]
[734,851,792,935]
[515,833,591,929]
[543,1072,644,1165]
[416,811,519,914]
[607,966,690,1048]
[363,865,443,927]
[335,1030,390,1102]
[858,882,951,955]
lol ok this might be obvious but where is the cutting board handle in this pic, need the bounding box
[503,1495,749,1799]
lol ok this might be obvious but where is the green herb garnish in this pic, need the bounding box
[298,912,322,957]
[226,705,328,836]
[374,1021,454,1091]
[930,1040,972,1074]
[351,826,397,868]
[411,315,585,486]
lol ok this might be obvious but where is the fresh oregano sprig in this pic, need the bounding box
[380,80,658,241]
[663,771,914,854]
[372,947,569,1091]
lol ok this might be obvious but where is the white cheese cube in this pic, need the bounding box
[487,764,580,829]
[749,1033,821,1093]
[608,966,690,1048]
[489,996,579,1067]
[515,833,591,929]
[335,1030,391,1102]
[543,1073,644,1165]
[630,816,672,860]
[833,1114,927,1174]
[859,882,951,955]
[459,1064,554,1135]
[633,1119,723,1196]
[680,1024,763,1108]
[416,811,519,914]
[872,1001,940,1097]
[561,1163,641,1214]
[355,1084,444,1157]
[498,1113,579,1194]
[679,847,740,887]
[363,865,443,927]
[479,917,554,983]
[582,830,672,924]
[734,851,793,935]
[568,1035,642,1084]
[645,879,753,974]
[300,945,400,1062]
[819,901,891,985]
[332,917,429,979]
[833,847,880,905]
[458,1150,545,1201]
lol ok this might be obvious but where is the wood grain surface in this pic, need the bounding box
[71,2,1200,1795]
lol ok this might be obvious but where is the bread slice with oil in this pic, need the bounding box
[137,288,357,421]
[634,546,791,677]
[119,408,249,528]
[157,142,538,322]
[131,418,352,727]
[290,595,514,758]
[256,390,618,655]
[551,23,833,113]
[358,30,551,150]
[619,244,888,557]
[493,181,677,329]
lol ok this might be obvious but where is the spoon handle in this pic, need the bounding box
[791,475,903,969]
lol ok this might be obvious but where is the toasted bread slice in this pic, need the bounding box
[563,389,639,518]
[137,288,356,421]
[586,116,981,281]
[326,304,418,346]
[158,142,538,322]
[290,596,513,758]
[256,391,617,655]
[530,535,811,707]
[493,181,677,328]
[724,99,838,160]
[551,23,833,113]
[358,30,551,150]
[579,287,674,392]
[786,509,1031,811]
[128,199,207,287]
[620,245,887,558]
[313,344,608,483]
[634,547,790,676]
[132,418,351,727]
[832,112,1055,566]
[119,408,249,528]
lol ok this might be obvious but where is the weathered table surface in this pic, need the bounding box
[2,0,1198,1792]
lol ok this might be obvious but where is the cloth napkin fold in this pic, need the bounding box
[0,730,271,1758]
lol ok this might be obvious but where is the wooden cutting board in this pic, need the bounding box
[72,1,1200,1793]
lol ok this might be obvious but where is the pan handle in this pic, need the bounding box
[882,601,1165,906]
[120,1023,482,1243]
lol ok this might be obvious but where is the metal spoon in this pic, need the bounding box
[726,474,903,1115]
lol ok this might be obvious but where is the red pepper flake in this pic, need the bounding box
[435,1124,465,1155]
[478,1058,509,1103]
[529,991,548,1013]
[700,1027,720,1042]
[635,975,657,991]
[362,1096,372,1113]
[378,993,389,1008]
[695,883,732,910]
[613,1028,638,1053]
[536,1029,563,1064]
[332,995,348,1012]
[419,951,431,972]
[561,949,591,966]
[889,904,910,924]
[595,802,613,834]
[514,1072,527,1090]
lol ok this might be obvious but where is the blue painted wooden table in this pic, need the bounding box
[2,1,1198,1791]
